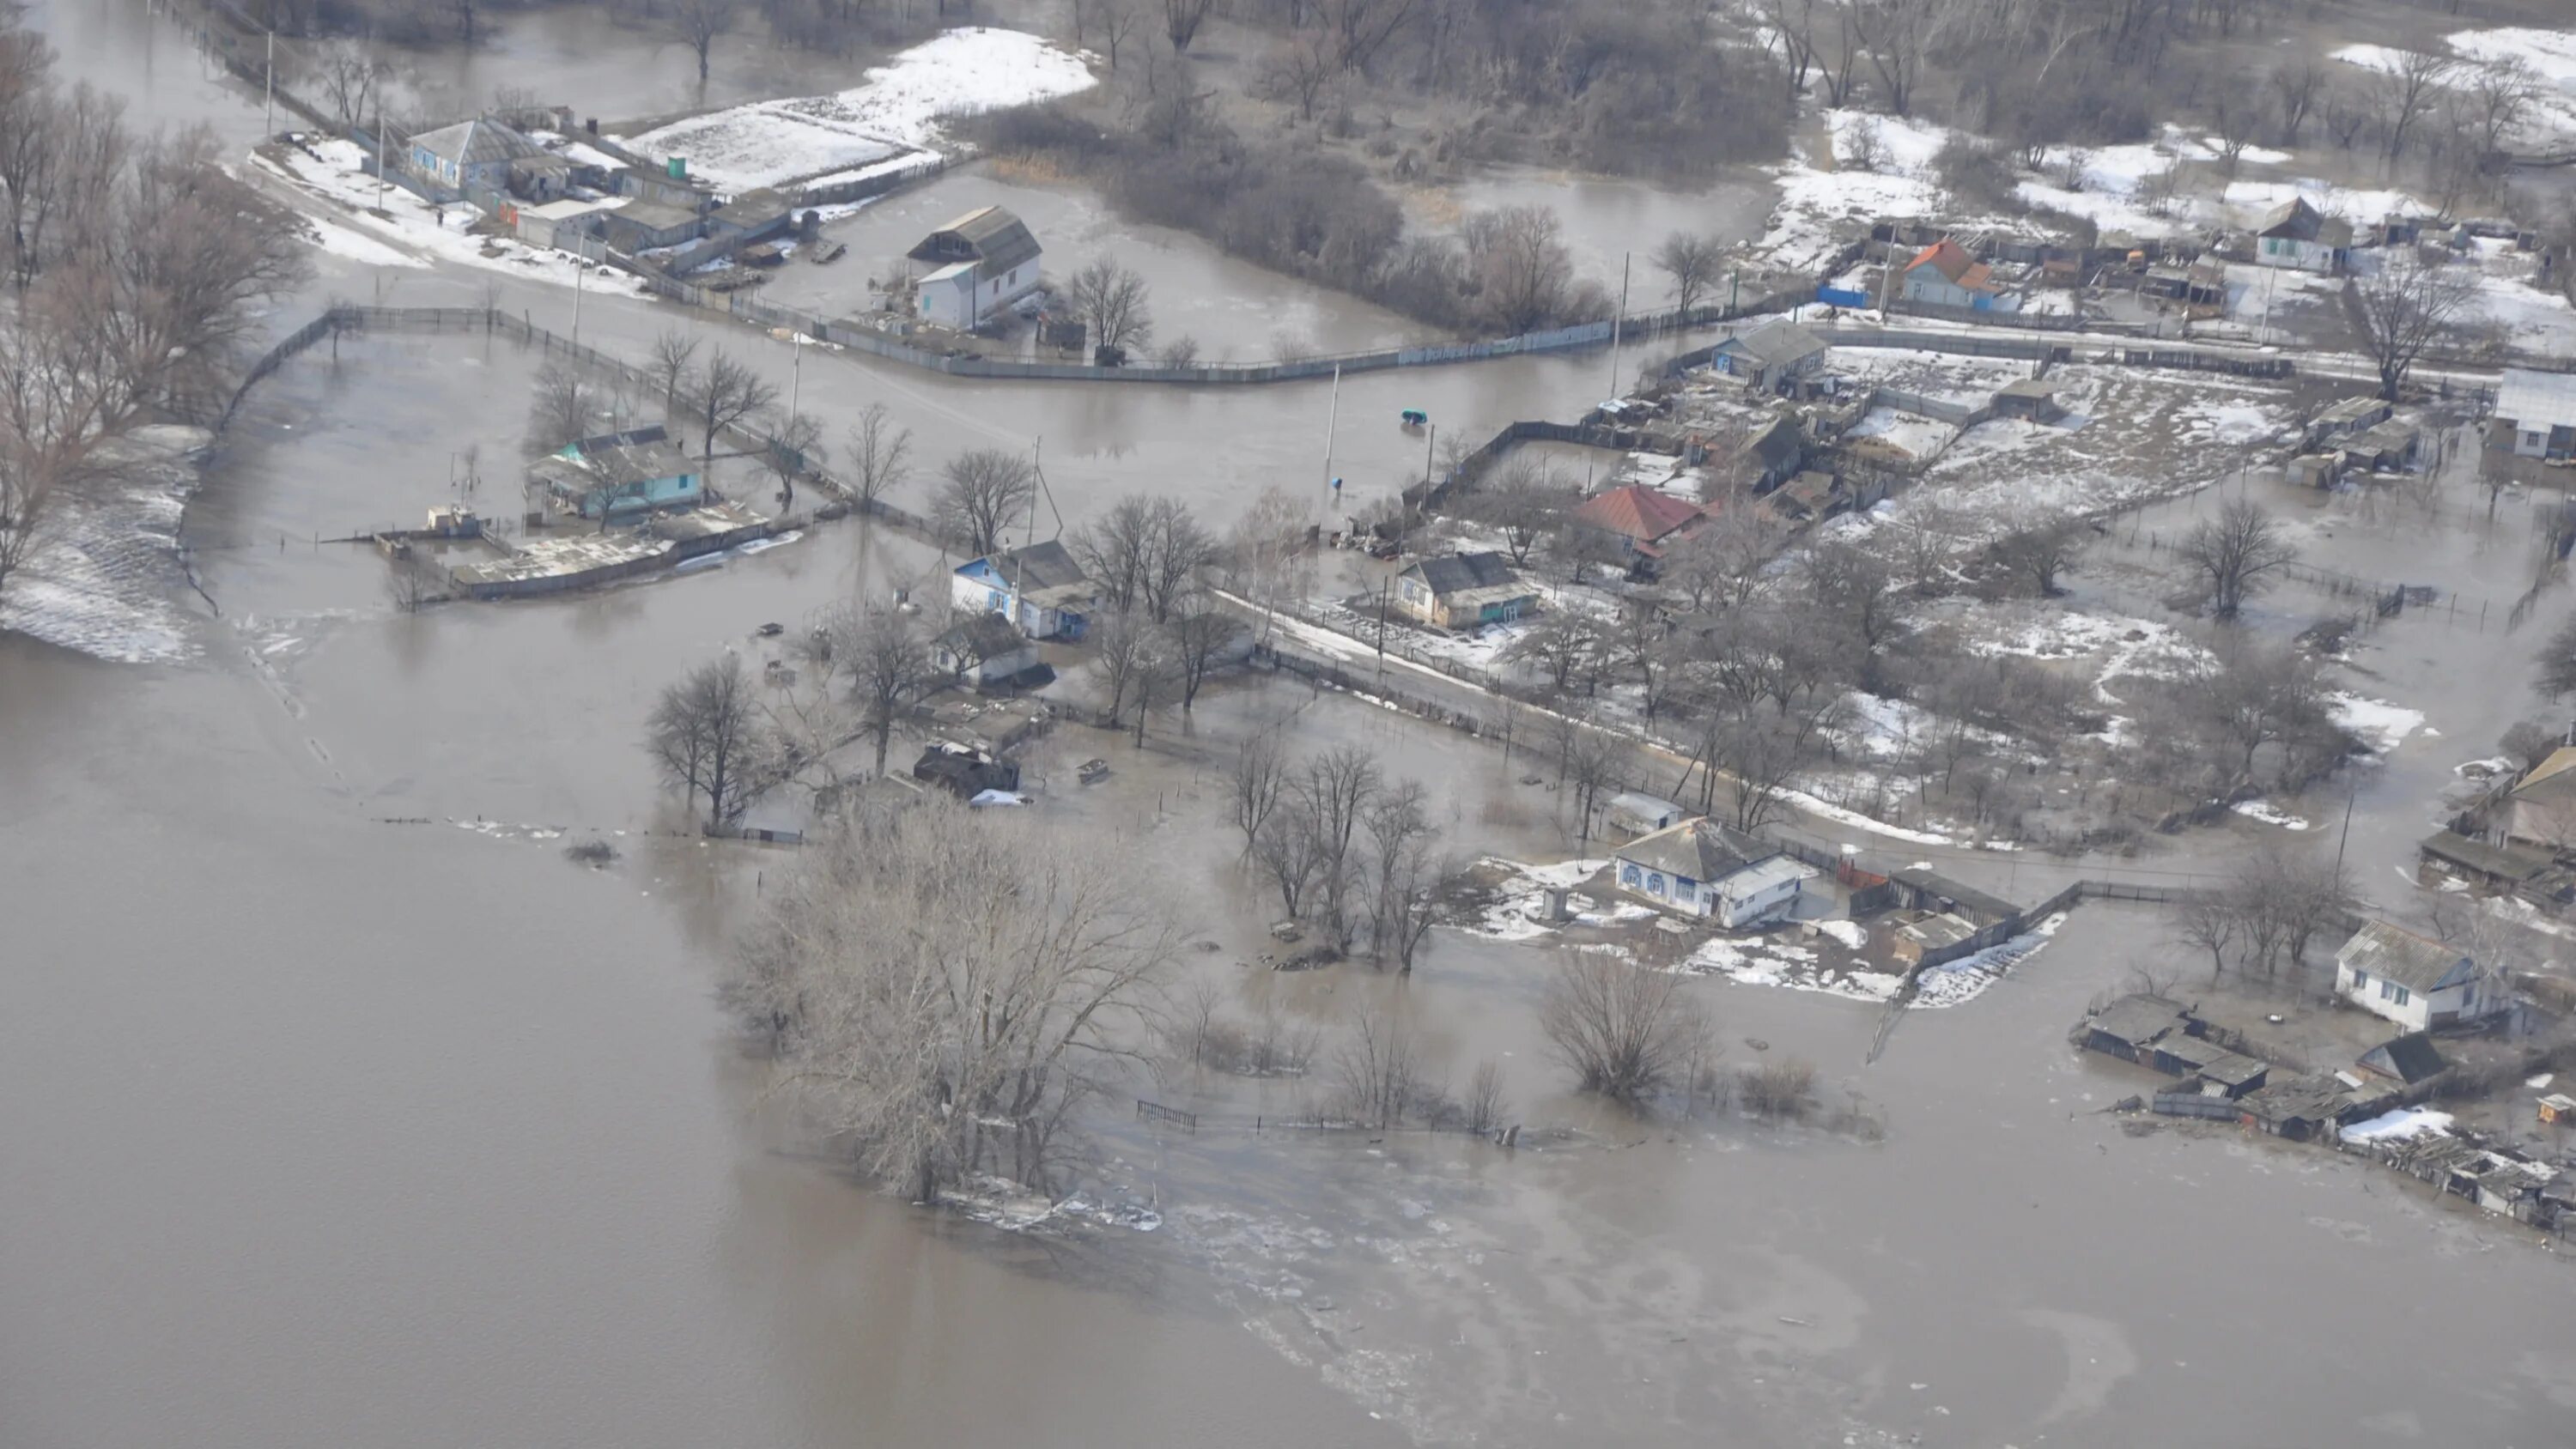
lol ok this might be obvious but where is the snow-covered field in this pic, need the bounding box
[0,425,210,664]
[619,28,1096,192]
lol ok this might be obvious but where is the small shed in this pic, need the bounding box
[1886,868,2020,929]
[2416,830,2561,898]
[2304,396,2391,449]
[2286,452,2342,489]
[1604,791,1687,839]
[2539,1093,2576,1125]
[2357,1031,2450,1087]
[600,199,704,252]
[930,612,1039,689]
[1890,912,1977,967]
[2338,418,2420,472]
[1991,379,2063,423]
[2077,993,2195,1063]
[1709,318,1831,391]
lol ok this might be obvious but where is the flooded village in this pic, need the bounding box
[14,0,2576,1445]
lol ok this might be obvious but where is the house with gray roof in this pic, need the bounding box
[2334,919,2499,1032]
[407,116,545,193]
[908,205,1044,330]
[1394,550,1537,630]
[951,539,1097,640]
[1612,817,1812,927]
[1709,318,1829,392]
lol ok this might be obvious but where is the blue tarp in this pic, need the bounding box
[1815,285,1870,308]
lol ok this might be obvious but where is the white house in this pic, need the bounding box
[2252,197,2352,275]
[929,612,1039,690]
[2334,919,2498,1033]
[406,116,544,193]
[2497,368,2576,462]
[1612,817,1812,928]
[908,205,1043,330]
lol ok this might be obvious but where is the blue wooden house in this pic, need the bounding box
[529,426,702,521]
[950,539,1096,640]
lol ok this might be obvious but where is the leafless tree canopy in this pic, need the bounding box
[523,362,595,459]
[841,401,913,510]
[665,0,739,81]
[1072,493,1213,622]
[933,447,1038,555]
[647,326,699,422]
[1650,231,1726,318]
[1065,257,1155,359]
[2351,252,2477,401]
[732,801,1181,1200]
[647,652,781,832]
[690,350,778,461]
[1538,952,1711,1102]
[2177,500,2295,620]
[811,597,939,778]
[1457,452,1567,567]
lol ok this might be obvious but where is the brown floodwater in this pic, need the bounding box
[15,7,2576,1445]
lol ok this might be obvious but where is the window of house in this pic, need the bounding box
[2378,979,2394,1001]
[2393,985,2410,1006]
[2351,969,2367,991]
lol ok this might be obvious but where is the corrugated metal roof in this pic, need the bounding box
[2336,919,2473,992]
[2499,367,2576,430]
[1617,818,1777,883]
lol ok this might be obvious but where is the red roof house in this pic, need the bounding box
[1571,484,1705,559]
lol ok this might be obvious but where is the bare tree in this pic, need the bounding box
[1096,0,1142,70]
[2351,251,2477,401]
[1660,506,1776,611]
[1065,258,1154,361]
[1463,1059,1510,1135]
[2174,891,2240,979]
[1259,28,1339,121]
[384,550,440,614]
[757,409,827,506]
[665,0,738,82]
[647,652,780,832]
[1229,725,1291,851]
[1297,745,1382,947]
[690,349,778,462]
[2177,500,2295,620]
[1650,231,1726,319]
[731,802,1179,1199]
[841,401,912,512]
[1989,512,2086,597]
[1334,1009,1424,1129]
[2534,613,2576,700]
[1163,0,1215,52]
[818,598,937,778]
[1538,953,1711,1102]
[1362,777,1439,963]
[2372,49,2457,163]
[0,284,111,606]
[523,361,595,458]
[2467,57,2536,160]
[2273,59,2327,147]
[2211,88,2261,177]
[313,40,385,125]
[1457,453,1565,566]
[1461,205,1575,335]
[647,326,699,423]
[1168,593,1242,707]
[933,448,1037,555]
[1739,1058,1817,1117]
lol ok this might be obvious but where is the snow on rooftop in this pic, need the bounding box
[2339,1106,2453,1144]
[619,27,1096,192]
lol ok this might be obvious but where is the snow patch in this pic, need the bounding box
[619,27,1096,191]
[2340,1106,2454,1144]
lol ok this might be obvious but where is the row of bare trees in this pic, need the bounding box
[1228,737,1444,967]
[0,18,312,613]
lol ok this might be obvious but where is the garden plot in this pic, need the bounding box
[617,27,1096,191]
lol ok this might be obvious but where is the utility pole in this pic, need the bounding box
[571,254,584,345]
[374,97,386,205]
[1320,362,1341,495]
[264,30,274,137]
[1607,252,1631,398]
[787,334,802,419]
[2332,773,2358,881]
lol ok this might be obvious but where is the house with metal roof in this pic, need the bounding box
[2334,919,2499,1032]
[1709,318,1829,391]
[908,205,1044,330]
[929,612,1040,689]
[1612,818,1812,927]
[526,425,702,522]
[1569,483,1705,567]
[407,116,545,193]
[2252,197,2352,274]
[2496,368,2576,462]
[951,539,1097,641]
[1899,237,2020,312]
[2505,744,2576,849]
[1394,550,1538,630]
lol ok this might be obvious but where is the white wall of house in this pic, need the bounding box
[1714,871,1803,929]
[2336,963,2487,1032]
[917,270,981,329]
[2257,235,2338,273]
[1614,858,1714,917]
[949,572,1065,640]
